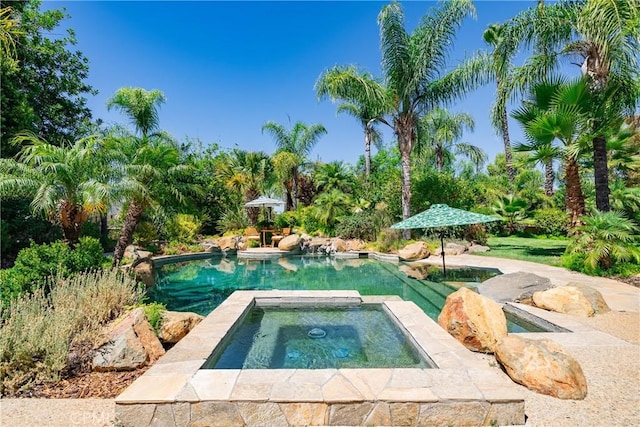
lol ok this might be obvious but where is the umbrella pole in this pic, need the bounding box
[440,232,446,275]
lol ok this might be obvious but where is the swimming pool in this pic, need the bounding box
[149,255,498,322]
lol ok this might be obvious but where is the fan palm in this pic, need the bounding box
[497,0,640,212]
[568,211,640,270]
[314,161,353,194]
[512,77,591,228]
[315,1,489,238]
[416,108,485,173]
[0,133,108,247]
[262,119,327,211]
[313,188,352,236]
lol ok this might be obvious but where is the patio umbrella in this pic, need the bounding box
[390,204,500,274]
[244,196,284,222]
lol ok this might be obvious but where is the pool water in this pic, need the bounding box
[203,305,432,369]
[150,256,498,322]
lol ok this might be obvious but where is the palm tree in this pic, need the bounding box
[316,68,387,179]
[314,161,353,194]
[314,1,489,238]
[498,0,640,212]
[513,142,559,197]
[0,133,108,247]
[568,211,640,271]
[215,149,274,225]
[483,22,516,182]
[104,87,189,266]
[416,108,485,173]
[313,188,352,236]
[262,119,327,211]
[512,77,590,229]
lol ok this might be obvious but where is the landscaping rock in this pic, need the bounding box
[93,308,165,371]
[332,238,348,252]
[467,244,490,253]
[124,245,152,261]
[495,335,587,400]
[566,282,611,314]
[398,242,430,261]
[217,236,239,250]
[346,239,365,251]
[532,286,595,317]
[158,311,204,344]
[437,287,507,353]
[444,242,467,256]
[133,259,155,287]
[279,234,302,251]
[477,272,552,303]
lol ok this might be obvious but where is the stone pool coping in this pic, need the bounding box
[115,290,525,426]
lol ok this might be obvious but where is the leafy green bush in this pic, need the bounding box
[0,269,143,395]
[133,221,159,247]
[162,241,203,255]
[533,208,568,237]
[300,207,321,235]
[274,211,299,229]
[335,212,377,241]
[1,238,107,302]
[165,214,202,243]
[464,224,488,245]
[141,302,166,333]
[374,229,405,253]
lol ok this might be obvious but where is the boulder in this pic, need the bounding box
[278,234,302,251]
[444,243,467,256]
[467,244,490,253]
[565,282,610,314]
[437,287,507,353]
[133,259,155,287]
[124,245,152,261]
[495,335,587,400]
[532,286,595,317]
[93,308,165,371]
[346,239,366,251]
[158,311,204,344]
[332,238,348,252]
[217,236,238,250]
[477,272,552,304]
[398,242,430,261]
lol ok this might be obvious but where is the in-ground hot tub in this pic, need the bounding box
[116,290,525,426]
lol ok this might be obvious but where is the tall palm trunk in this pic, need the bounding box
[291,168,299,211]
[112,200,145,266]
[100,213,109,250]
[59,202,87,249]
[245,189,260,225]
[544,158,554,196]
[396,118,414,240]
[592,134,610,211]
[499,99,515,182]
[564,157,585,230]
[364,125,372,179]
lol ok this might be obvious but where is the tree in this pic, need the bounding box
[498,0,640,212]
[105,88,189,266]
[0,0,96,157]
[313,189,352,236]
[416,108,485,173]
[262,119,327,211]
[0,133,108,247]
[483,23,516,181]
[314,161,353,194]
[316,68,387,179]
[314,1,488,238]
[512,78,590,229]
[215,149,274,225]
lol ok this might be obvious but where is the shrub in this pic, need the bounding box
[0,269,143,395]
[533,208,569,237]
[165,214,202,243]
[274,211,299,229]
[141,302,166,333]
[133,220,159,247]
[300,207,321,235]
[464,224,488,245]
[1,237,106,302]
[374,229,405,253]
[335,212,377,241]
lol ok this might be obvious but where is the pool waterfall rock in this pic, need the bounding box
[437,287,507,353]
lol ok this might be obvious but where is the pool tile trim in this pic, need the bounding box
[116,290,525,426]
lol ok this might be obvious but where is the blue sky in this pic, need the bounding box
[47,1,563,166]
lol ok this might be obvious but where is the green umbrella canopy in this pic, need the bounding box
[390,204,500,229]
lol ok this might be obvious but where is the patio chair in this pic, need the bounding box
[270,227,291,247]
[245,227,261,245]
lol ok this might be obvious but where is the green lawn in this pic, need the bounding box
[475,236,569,267]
